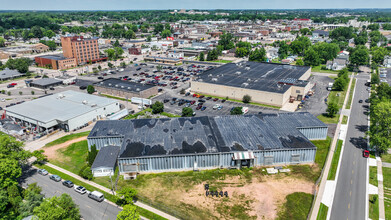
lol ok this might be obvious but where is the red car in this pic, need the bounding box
[190,100,196,105]
[193,93,198,97]
[363,150,370,158]
[213,98,219,102]
[10,83,17,86]
[196,105,202,110]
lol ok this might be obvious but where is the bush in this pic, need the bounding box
[19,91,23,95]
[31,90,35,95]
[87,85,95,94]
[180,88,186,94]
[116,187,138,206]
[231,107,243,115]
[151,101,164,114]
[242,94,251,103]
[1,90,5,94]
[7,91,11,96]
[326,102,339,118]
[79,165,93,180]
[182,107,193,117]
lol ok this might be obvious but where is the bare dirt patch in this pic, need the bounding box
[43,136,87,160]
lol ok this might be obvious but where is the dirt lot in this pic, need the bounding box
[116,168,315,220]
[43,136,87,160]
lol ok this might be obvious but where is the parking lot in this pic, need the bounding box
[153,92,283,117]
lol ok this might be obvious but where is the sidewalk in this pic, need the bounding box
[310,74,354,220]
[45,163,179,220]
[376,157,386,220]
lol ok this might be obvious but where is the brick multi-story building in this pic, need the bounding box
[35,36,107,70]
[61,36,105,65]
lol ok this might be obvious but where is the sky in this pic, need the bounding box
[0,0,390,10]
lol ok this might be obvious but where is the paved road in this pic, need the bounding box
[330,73,370,220]
[19,167,121,220]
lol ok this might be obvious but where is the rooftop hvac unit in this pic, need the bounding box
[57,94,65,99]
[128,87,131,90]
[108,83,112,86]
[121,86,124,88]
[115,84,119,87]
[208,74,213,77]
[247,78,251,81]
[245,67,250,70]
[236,71,241,75]
[242,82,249,87]
[136,88,140,92]
[91,104,97,107]
[82,100,88,104]
[212,78,218,82]
[100,82,103,84]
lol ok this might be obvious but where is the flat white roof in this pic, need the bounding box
[6,90,118,123]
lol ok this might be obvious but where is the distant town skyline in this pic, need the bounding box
[1,0,391,10]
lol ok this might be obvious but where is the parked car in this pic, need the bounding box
[221,99,226,103]
[97,76,104,79]
[75,186,87,194]
[365,99,369,103]
[49,174,61,182]
[136,67,142,71]
[49,87,55,90]
[201,106,207,111]
[359,100,363,103]
[213,98,219,102]
[213,104,220,110]
[185,92,190,96]
[62,180,74,188]
[196,105,202,110]
[38,169,48,176]
[163,99,169,103]
[363,150,370,158]
[88,191,105,202]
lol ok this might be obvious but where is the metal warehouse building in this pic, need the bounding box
[5,90,121,132]
[94,78,158,99]
[191,61,312,108]
[87,112,327,175]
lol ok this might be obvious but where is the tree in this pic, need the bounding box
[45,41,57,50]
[113,40,120,47]
[124,30,136,39]
[368,23,380,31]
[0,159,22,189]
[350,47,370,66]
[312,42,340,64]
[18,183,44,219]
[235,47,249,57]
[120,62,126,68]
[371,73,380,85]
[326,102,339,118]
[108,62,114,68]
[146,35,152,42]
[151,101,164,114]
[371,47,389,64]
[98,65,102,71]
[0,37,5,47]
[218,33,235,50]
[31,26,43,38]
[79,165,93,180]
[33,194,80,220]
[249,48,267,62]
[117,187,138,205]
[290,36,311,56]
[117,204,140,220]
[87,85,95,94]
[31,90,35,95]
[333,77,347,91]
[87,145,98,165]
[105,48,116,60]
[199,52,205,61]
[369,101,391,153]
[115,47,124,58]
[278,41,290,59]
[182,107,194,117]
[207,49,219,61]
[19,91,23,95]
[44,30,56,38]
[300,28,311,36]
[242,95,251,103]
[161,29,172,38]
[230,107,243,115]
[296,58,304,66]
[303,47,320,66]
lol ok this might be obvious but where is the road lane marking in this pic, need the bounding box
[351,179,353,184]
[350,191,352,196]
[86,205,91,209]
[348,203,350,209]
[353,161,355,165]
[352,170,354,174]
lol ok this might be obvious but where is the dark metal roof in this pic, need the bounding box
[38,54,68,61]
[88,112,326,158]
[94,78,156,93]
[195,61,310,94]
[91,146,120,169]
[30,78,62,86]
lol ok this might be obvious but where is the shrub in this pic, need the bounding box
[31,90,35,95]
[79,165,93,180]
[242,94,251,103]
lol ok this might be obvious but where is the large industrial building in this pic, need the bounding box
[5,90,121,132]
[87,112,327,175]
[191,62,312,108]
[94,78,158,99]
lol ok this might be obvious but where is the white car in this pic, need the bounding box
[213,104,221,110]
[74,186,87,194]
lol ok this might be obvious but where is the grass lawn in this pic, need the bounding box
[196,93,280,109]
[316,203,328,220]
[383,167,391,220]
[49,140,88,175]
[277,192,313,220]
[123,108,180,119]
[313,137,333,171]
[44,131,90,147]
[100,94,130,101]
[342,115,348,124]
[328,90,347,110]
[317,114,340,124]
[369,195,379,220]
[346,78,356,110]
[369,166,378,187]
[160,112,180,117]
[311,65,339,74]
[381,154,391,163]
[209,60,233,63]
[328,140,343,180]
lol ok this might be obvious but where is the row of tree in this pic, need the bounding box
[0,57,32,73]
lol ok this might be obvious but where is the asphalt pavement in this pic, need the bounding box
[19,167,121,220]
[330,73,370,220]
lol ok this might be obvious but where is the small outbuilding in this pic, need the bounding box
[91,146,120,177]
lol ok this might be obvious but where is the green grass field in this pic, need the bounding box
[49,140,89,174]
[342,115,348,124]
[311,65,339,74]
[277,192,313,220]
[209,60,233,63]
[316,203,328,220]
[100,94,130,101]
[369,166,378,187]
[44,131,90,147]
[369,195,379,220]
[313,137,333,170]
[346,78,357,110]
[317,114,340,124]
[328,140,343,180]
[328,90,347,110]
[383,167,391,220]
[381,154,391,163]
[195,93,280,109]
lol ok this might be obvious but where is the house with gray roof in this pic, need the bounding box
[91,146,120,177]
[0,68,24,81]
[87,112,327,175]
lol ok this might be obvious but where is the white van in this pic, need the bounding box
[88,191,104,202]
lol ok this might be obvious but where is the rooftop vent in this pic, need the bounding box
[82,100,88,104]
[235,71,241,75]
[100,82,103,84]
[247,78,251,82]
[108,83,112,86]
[121,86,124,88]
[136,88,140,92]
[245,67,250,70]
[115,84,119,87]
[91,104,97,107]
[57,94,65,99]
[212,78,218,82]
[208,74,213,77]
[128,87,131,90]
[242,82,249,87]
